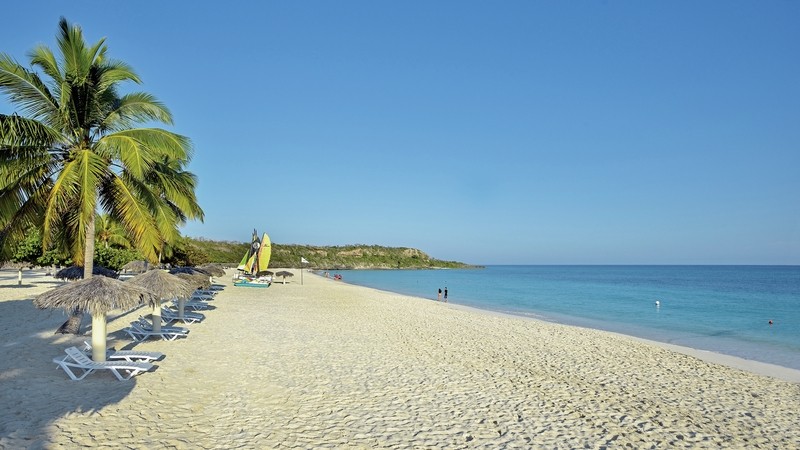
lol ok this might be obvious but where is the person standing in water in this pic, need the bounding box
[437,288,442,301]
[444,287,448,302]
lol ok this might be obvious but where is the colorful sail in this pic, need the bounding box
[256,233,271,275]
[238,229,261,274]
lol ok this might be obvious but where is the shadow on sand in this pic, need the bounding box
[0,289,154,447]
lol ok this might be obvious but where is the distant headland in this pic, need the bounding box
[188,238,480,270]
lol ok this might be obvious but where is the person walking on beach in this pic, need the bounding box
[437,288,442,301]
[444,287,448,302]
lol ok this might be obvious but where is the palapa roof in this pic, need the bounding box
[121,260,150,273]
[197,263,226,277]
[169,266,210,276]
[55,265,119,280]
[33,276,157,316]
[127,269,193,300]
[275,271,294,278]
[175,272,211,289]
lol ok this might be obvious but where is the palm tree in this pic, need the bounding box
[0,18,203,332]
[95,213,131,249]
[0,18,203,268]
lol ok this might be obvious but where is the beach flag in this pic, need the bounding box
[301,257,309,264]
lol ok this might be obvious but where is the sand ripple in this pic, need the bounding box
[1,270,798,448]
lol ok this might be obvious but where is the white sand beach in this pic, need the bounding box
[1,268,799,449]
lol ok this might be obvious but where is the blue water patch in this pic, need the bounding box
[331,266,800,370]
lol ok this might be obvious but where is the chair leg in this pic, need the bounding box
[58,362,93,381]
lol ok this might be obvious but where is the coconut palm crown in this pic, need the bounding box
[0,18,204,278]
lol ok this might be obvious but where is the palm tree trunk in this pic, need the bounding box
[55,214,97,335]
[84,214,95,279]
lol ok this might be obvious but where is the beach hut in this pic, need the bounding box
[33,276,157,361]
[127,270,193,331]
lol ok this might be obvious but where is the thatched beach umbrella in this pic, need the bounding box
[175,272,211,290]
[275,270,294,284]
[121,260,149,274]
[55,265,119,280]
[197,263,226,278]
[33,276,156,361]
[169,266,210,276]
[127,270,193,331]
[173,266,214,286]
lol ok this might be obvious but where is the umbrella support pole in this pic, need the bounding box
[177,298,186,321]
[91,313,107,362]
[152,304,162,333]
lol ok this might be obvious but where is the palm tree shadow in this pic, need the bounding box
[0,299,136,448]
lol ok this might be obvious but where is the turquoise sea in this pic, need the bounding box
[333,266,800,370]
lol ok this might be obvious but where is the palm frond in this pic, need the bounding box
[97,128,192,178]
[0,114,61,150]
[146,159,204,221]
[57,17,102,84]
[28,45,63,89]
[100,176,161,261]
[0,54,60,123]
[96,59,141,91]
[102,92,173,129]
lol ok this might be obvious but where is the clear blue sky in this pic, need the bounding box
[2,2,798,265]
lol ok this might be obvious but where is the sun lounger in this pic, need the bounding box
[135,317,189,334]
[82,341,164,362]
[160,307,204,324]
[53,346,154,381]
[194,289,218,296]
[191,291,215,300]
[174,299,212,311]
[124,321,189,342]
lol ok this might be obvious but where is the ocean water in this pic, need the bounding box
[332,266,800,370]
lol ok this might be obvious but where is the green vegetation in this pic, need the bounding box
[185,238,478,270]
[183,237,248,265]
[0,18,203,279]
[0,228,477,271]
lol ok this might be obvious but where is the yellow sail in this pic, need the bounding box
[256,233,271,274]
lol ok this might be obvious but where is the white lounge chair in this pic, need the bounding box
[174,299,212,311]
[53,346,154,381]
[194,289,217,296]
[135,317,189,334]
[161,307,204,324]
[124,321,189,342]
[190,291,215,301]
[82,341,164,362]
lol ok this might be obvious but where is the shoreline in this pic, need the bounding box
[333,268,800,380]
[2,268,799,448]
[337,275,800,383]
